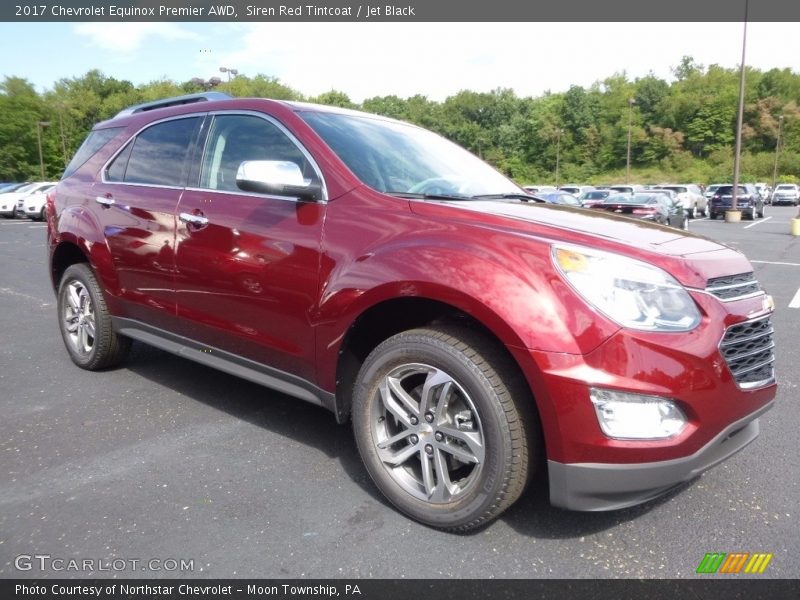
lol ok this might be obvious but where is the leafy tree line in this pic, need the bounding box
[2,56,799,186]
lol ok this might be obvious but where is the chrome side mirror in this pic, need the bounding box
[236,160,323,202]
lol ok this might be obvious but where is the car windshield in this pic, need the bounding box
[542,192,581,206]
[663,186,687,193]
[581,191,608,199]
[299,110,520,198]
[11,183,39,194]
[604,193,654,204]
[776,185,795,191]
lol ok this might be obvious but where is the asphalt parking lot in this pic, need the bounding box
[0,207,798,579]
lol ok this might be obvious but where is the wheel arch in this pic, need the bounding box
[50,239,90,292]
[330,292,536,426]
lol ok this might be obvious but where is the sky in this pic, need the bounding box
[2,22,800,102]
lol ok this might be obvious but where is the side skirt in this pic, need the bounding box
[112,317,338,417]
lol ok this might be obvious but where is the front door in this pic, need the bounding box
[174,113,326,382]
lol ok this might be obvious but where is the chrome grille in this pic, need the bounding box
[719,315,775,389]
[706,272,761,301]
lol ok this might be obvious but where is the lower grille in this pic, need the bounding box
[719,315,775,389]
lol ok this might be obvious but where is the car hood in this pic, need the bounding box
[410,200,753,288]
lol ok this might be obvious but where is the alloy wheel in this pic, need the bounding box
[370,362,485,503]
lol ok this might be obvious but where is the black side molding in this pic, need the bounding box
[112,317,337,416]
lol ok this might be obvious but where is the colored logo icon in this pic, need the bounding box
[696,552,773,574]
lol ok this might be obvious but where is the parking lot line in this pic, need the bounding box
[790,288,800,309]
[0,220,33,225]
[744,217,772,229]
[751,260,800,267]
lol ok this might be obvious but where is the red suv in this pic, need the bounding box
[47,93,777,531]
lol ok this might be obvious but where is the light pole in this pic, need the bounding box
[731,0,749,215]
[36,121,50,180]
[57,106,68,167]
[219,67,238,81]
[771,114,784,192]
[555,128,562,188]
[626,98,635,184]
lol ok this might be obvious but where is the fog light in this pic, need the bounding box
[590,388,687,440]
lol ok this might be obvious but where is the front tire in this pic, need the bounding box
[352,326,535,532]
[57,263,130,370]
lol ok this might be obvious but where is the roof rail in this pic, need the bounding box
[114,92,232,118]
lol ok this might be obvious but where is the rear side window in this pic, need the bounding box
[107,117,200,187]
[63,127,124,179]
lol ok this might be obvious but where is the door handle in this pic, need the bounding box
[179,212,209,227]
[95,196,115,207]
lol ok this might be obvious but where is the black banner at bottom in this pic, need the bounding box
[2,579,799,600]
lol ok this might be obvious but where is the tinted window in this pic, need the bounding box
[63,127,124,179]
[717,186,747,195]
[106,143,133,182]
[199,114,311,193]
[121,118,200,186]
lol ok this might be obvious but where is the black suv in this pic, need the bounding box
[708,184,765,220]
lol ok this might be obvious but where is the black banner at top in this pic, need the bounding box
[3,0,800,22]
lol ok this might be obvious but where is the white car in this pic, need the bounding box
[754,182,770,202]
[523,185,558,195]
[0,182,56,218]
[658,184,707,218]
[16,184,57,220]
[771,183,800,206]
[558,184,595,197]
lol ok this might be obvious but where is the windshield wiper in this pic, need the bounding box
[389,192,474,201]
[471,193,546,203]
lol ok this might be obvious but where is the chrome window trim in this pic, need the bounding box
[183,185,304,204]
[196,110,329,203]
[100,112,207,188]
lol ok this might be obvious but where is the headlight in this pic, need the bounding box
[552,244,701,332]
[590,388,687,440]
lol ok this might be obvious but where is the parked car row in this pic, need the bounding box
[0,181,58,220]
[520,184,690,230]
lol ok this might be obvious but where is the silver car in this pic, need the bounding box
[771,183,800,206]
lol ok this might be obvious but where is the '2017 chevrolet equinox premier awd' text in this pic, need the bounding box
[47,93,777,531]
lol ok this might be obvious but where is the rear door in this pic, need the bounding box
[93,115,204,331]
[174,112,327,382]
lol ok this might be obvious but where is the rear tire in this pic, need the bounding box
[352,326,536,532]
[57,263,130,370]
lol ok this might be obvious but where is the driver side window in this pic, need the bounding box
[199,114,310,193]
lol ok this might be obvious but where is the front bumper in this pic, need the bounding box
[548,401,772,510]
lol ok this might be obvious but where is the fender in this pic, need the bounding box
[52,203,124,311]
[314,218,622,391]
